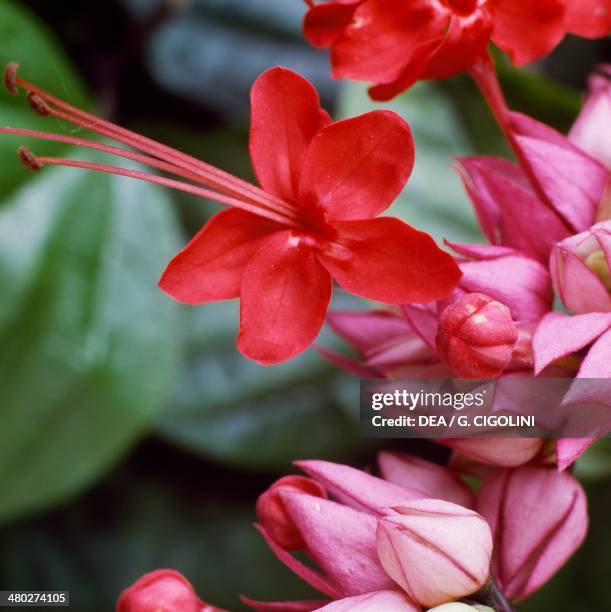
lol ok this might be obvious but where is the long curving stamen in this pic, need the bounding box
[20,147,305,228]
[0,126,304,226]
[3,125,219,184]
[5,63,298,219]
[40,98,299,218]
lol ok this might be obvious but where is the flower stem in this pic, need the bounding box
[468,52,510,138]
[476,576,515,612]
[490,578,515,612]
[475,577,515,612]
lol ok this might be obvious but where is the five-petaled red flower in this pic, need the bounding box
[303,0,611,100]
[160,68,460,363]
[1,65,460,364]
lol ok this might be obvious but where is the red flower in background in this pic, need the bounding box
[303,0,611,100]
[117,569,225,611]
[1,64,460,364]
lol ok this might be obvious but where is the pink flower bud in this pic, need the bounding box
[569,64,611,171]
[378,451,474,508]
[436,293,518,378]
[376,499,492,608]
[550,220,611,314]
[444,438,544,468]
[444,243,554,321]
[428,605,493,612]
[256,475,327,550]
[476,465,588,602]
[314,591,421,611]
[116,569,223,612]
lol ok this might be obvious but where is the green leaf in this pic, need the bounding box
[0,0,88,195]
[0,156,183,524]
[155,301,370,471]
[495,53,581,132]
[574,439,611,483]
[338,79,486,246]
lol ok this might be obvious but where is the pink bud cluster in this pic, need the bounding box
[244,454,587,610]
[325,63,611,472]
[116,454,587,611]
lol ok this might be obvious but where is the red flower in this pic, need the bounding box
[117,569,224,611]
[2,64,460,364]
[303,0,611,100]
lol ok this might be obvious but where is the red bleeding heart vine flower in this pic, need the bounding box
[1,63,461,364]
[302,0,611,101]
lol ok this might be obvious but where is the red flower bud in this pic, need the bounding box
[256,475,327,550]
[436,293,518,378]
[117,569,223,612]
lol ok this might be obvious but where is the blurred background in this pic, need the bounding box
[0,1,610,610]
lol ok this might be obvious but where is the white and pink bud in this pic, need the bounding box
[550,220,611,314]
[445,438,544,469]
[569,64,611,171]
[376,499,492,608]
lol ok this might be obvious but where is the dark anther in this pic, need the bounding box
[18,146,44,171]
[4,62,19,95]
[27,92,51,117]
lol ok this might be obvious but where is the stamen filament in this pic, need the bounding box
[28,152,305,228]
[13,72,297,217]
[0,126,303,225]
[1,126,213,183]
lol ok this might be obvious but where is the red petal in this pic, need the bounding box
[298,111,414,220]
[423,12,493,79]
[368,37,444,101]
[303,2,361,48]
[564,0,611,38]
[238,231,332,364]
[249,67,331,202]
[159,209,280,304]
[489,0,566,66]
[330,0,449,83]
[319,217,461,304]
